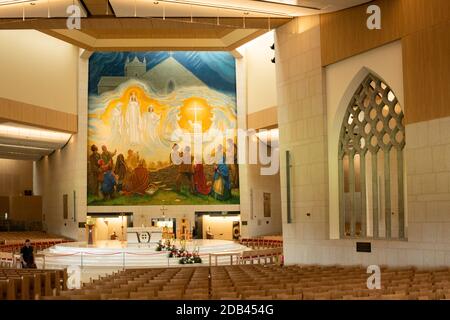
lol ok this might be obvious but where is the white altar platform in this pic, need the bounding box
[40,240,249,268]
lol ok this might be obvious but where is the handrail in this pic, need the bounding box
[209,251,243,266]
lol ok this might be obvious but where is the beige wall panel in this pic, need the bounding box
[321,0,450,67]
[0,30,78,115]
[0,97,77,133]
[400,0,450,35]
[247,107,278,130]
[0,196,9,217]
[320,0,402,67]
[0,159,33,197]
[9,196,42,222]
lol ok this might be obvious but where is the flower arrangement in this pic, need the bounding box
[155,239,176,252]
[156,241,202,264]
[168,247,186,258]
[179,251,202,264]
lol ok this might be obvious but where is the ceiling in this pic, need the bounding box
[0,0,372,51]
[0,122,72,161]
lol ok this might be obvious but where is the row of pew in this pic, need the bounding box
[36,264,450,300]
[239,238,283,249]
[0,231,68,245]
[0,268,68,300]
[0,239,71,254]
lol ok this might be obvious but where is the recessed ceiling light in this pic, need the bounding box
[0,123,72,143]
[0,143,52,152]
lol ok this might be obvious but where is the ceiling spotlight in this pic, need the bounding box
[271,57,276,64]
[270,43,275,50]
[154,1,159,4]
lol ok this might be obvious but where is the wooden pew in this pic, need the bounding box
[0,279,7,300]
[6,278,16,300]
[21,275,31,300]
[33,273,42,299]
[44,272,52,296]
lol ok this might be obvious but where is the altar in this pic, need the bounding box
[126,227,163,244]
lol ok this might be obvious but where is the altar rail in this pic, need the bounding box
[209,248,283,266]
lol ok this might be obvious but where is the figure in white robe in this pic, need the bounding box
[110,104,124,144]
[142,106,161,145]
[125,92,141,146]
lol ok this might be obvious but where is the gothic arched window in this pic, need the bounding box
[338,74,406,239]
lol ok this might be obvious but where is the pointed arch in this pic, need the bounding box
[338,73,406,240]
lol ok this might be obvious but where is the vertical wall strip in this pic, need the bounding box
[397,149,405,238]
[73,190,77,222]
[384,149,391,238]
[371,152,379,238]
[349,153,356,237]
[360,152,367,237]
[286,150,292,224]
[338,157,345,238]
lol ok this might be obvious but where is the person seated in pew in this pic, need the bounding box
[110,231,119,240]
[20,239,37,269]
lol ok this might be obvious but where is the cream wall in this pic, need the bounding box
[0,30,78,114]
[0,159,33,196]
[235,44,283,238]
[237,31,277,114]
[277,16,450,268]
[325,41,405,239]
[33,51,88,240]
[244,164,282,237]
[276,16,329,265]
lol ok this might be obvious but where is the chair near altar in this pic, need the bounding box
[176,218,192,240]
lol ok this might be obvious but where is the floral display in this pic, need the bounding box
[155,240,202,264]
[179,252,202,264]
[155,239,176,252]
